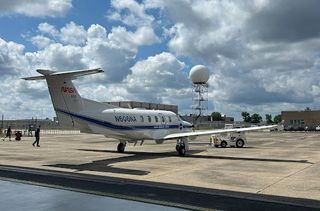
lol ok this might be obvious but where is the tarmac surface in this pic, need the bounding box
[0,179,186,211]
[0,131,320,210]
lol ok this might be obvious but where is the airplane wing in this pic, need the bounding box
[163,124,279,140]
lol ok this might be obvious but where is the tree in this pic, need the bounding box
[273,114,282,123]
[211,112,222,121]
[241,112,251,122]
[251,113,262,123]
[265,114,273,124]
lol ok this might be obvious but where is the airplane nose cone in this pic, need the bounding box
[183,121,192,128]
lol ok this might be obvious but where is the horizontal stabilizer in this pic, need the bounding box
[22,68,103,80]
[39,68,103,78]
[21,75,46,80]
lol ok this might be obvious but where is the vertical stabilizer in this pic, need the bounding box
[46,74,82,127]
[22,68,113,129]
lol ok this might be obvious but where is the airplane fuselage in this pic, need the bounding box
[56,107,193,141]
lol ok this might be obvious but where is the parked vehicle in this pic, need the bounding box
[211,131,246,148]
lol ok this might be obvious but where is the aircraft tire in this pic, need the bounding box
[220,141,227,148]
[236,139,244,148]
[178,145,186,156]
[117,143,125,153]
[214,145,219,148]
[176,144,179,152]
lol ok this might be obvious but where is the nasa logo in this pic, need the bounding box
[61,86,76,94]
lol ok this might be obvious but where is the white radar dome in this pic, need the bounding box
[189,65,209,84]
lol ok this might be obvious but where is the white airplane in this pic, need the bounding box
[23,68,279,156]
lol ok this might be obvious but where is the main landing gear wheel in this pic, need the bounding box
[177,144,186,156]
[117,142,126,153]
[176,144,180,152]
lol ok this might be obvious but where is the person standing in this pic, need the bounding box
[32,126,41,147]
[28,124,33,137]
[2,126,12,141]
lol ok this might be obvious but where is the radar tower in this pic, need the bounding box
[189,65,209,126]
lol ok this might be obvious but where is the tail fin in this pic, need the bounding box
[23,68,111,129]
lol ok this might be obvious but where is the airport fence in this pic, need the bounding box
[1,129,81,137]
[35,129,81,135]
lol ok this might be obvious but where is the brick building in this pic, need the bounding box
[281,110,320,130]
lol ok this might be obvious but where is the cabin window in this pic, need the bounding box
[162,116,165,122]
[148,116,151,122]
[155,116,158,122]
[168,116,172,122]
[140,116,144,122]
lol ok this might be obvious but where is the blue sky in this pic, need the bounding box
[0,0,320,120]
[0,0,167,60]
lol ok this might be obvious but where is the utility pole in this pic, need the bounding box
[1,114,3,135]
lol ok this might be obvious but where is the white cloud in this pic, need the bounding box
[108,26,160,52]
[108,0,155,27]
[0,38,27,76]
[82,38,135,82]
[34,22,159,52]
[30,35,53,49]
[125,52,189,102]
[0,79,54,120]
[60,22,87,45]
[126,52,186,88]
[0,0,72,17]
[26,43,87,71]
[139,0,320,119]
[87,24,107,40]
[37,22,87,45]
[0,21,168,118]
[27,22,161,81]
[77,84,130,103]
[38,23,59,38]
[0,38,54,119]
[162,0,249,61]
[78,52,193,112]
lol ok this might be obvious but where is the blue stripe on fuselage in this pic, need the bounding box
[55,108,192,131]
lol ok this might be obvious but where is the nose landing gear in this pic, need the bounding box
[176,144,186,156]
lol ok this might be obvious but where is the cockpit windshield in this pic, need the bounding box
[177,115,186,121]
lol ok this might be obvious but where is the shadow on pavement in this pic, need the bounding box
[45,149,204,176]
[78,149,312,164]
